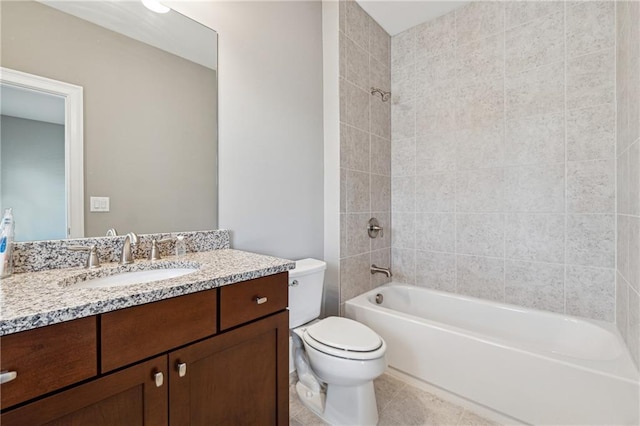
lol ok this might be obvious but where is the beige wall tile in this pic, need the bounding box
[340,253,372,303]
[392,247,416,284]
[505,112,564,166]
[344,35,369,90]
[392,100,415,140]
[506,61,564,119]
[391,211,415,249]
[628,287,640,366]
[566,1,615,58]
[415,250,456,292]
[456,213,505,257]
[371,173,391,213]
[370,55,390,93]
[340,213,347,258]
[415,12,455,62]
[370,135,391,176]
[340,168,346,213]
[416,50,456,97]
[456,254,505,302]
[617,273,629,342]
[504,163,565,213]
[505,260,564,313]
[630,142,640,216]
[567,104,615,161]
[618,214,630,282]
[505,11,563,76]
[457,32,505,84]
[391,137,416,177]
[345,0,370,50]
[618,148,630,215]
[391,176,415,212]
[566,214,615,268]
[342,80,370,131]
[371,95,391,139]
[391,27,415,71]
[415,131,456,174]
[567,48,615,110]
[505,1,563,29]
[416,213,455,253]
[455,1,505,46]
[416,82,457,136]
[456,78,504,129]
[505,213,565,263]
[455,168,505,212]
[565,265,615,322]
[456,122,505,171]
[341,124,370,172]
[369,19,390,66]
[391,64,415,104]
[567,159,616,213]
[346,213,371,256]
[346,169,370,212]
[629,217,640,293]
[416,173,455,212]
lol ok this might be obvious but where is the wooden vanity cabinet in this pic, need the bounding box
[0,272,289,426]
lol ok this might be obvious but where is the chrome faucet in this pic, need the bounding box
[120,232,138,264]
[370,264,392,278]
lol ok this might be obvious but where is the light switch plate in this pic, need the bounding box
[90,196,110,212]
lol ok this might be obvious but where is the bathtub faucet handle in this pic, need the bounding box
[368,218,384,238]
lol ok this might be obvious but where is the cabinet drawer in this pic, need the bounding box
[219,272,288,330]
[0,317,97,409]
[101,289,217,373]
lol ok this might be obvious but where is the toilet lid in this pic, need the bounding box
[305,317,382,352]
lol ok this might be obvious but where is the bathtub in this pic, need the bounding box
[345,283,639,425]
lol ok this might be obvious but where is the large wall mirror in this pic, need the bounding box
[0,0,218,241]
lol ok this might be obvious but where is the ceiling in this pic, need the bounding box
[357,1,470,36]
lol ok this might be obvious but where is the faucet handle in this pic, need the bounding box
[149,238,173,261]
[67,245,100,269]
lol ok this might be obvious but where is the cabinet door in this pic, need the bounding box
[1,356,168,426]
[169,310,289,426]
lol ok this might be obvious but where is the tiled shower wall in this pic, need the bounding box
[390,1,618,321]
[338,0,392,312]
[616,1,640,366]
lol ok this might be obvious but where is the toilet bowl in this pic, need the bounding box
[288,259,387,426]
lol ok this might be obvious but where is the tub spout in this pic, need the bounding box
[371,264,392,277]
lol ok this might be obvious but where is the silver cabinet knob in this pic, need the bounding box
[289,279,299,287]
[177,362,187,377]
[255,296,268,305]
[153,371,164,387]
[0,371,17,384]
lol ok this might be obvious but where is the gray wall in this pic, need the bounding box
[390,1,617,322]
[1,115,65,241]
[171,1,324,260]
[338,0,392,314]
[1,1,217,238]
[616,1,640,367]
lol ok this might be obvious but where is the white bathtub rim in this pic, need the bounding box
[346,283,639,383]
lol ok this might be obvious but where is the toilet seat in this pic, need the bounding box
[302,317,386,361]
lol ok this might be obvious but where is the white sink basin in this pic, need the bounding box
[70,268,198,289]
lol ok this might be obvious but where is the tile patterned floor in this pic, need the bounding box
[289,374,499,426]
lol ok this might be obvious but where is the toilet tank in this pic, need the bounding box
[288,258,327,328]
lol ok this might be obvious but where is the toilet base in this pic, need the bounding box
[295,380,379,426]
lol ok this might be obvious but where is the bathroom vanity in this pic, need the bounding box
[0,246,293,425]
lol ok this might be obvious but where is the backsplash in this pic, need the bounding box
[11,230,230,273]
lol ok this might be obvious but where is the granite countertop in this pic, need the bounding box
[0,249,295,336]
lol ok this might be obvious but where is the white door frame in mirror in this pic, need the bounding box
[0,67,84,238]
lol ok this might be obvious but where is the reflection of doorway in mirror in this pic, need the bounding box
[0,68,84,241]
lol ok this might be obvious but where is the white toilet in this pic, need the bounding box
[289,258,387,426]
